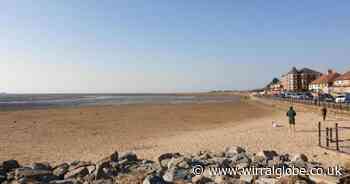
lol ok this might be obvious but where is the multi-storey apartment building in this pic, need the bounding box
[281,67,322,92]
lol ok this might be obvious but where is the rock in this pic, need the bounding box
[49,179,75,184]
[64,167,89,179]
[291,153,308,162]
[157,153,181,168]
[240,175,254,183]
[290,154,309,169]
[69,161,93,171]
[15,168,52,180]
[119,152,138,162]
[339,175,350,184]
[0,168,6,183]
[225,146,246,158]
[2,160,20,172]
[167,157,189,169]
[53,163,70,178]
[94,160,111,180]
[278,176,312,184]
[215,176,244,184]
[255,177,279,184]
[162,169,175,182]
[191,175,213,184]
[212,151,225,158]
[236,162,250,170]
[110,151,119,162]
[310,175,340,184]
[6,170,16,180]
[256,151,278,161]
[92,179,113,184]
[143,175,166,184]
[30,162,52,171]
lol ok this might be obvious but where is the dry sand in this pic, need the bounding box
[0,100,269,164]
[1,97,350,168]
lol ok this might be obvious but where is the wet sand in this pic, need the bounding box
[0,99,271,164]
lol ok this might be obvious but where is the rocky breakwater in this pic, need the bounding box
[1,147,349,184]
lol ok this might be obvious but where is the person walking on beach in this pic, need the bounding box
[286,106,296,132]
[321,106,327,121]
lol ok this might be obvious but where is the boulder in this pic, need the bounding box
[256,151,278,161]
[2,160,20,172]
[119,152,138,162]
[94,160,111,180]
[215,176,245,184]
[255,177,279,184]
[110,151,119,162]
[157,153,181,168]
[143,175,166,184]
[15,167,52,180]
[225,146,246,158]
[291,153,308,163]
[290,154,309,169]
[30,162,52,171]
[92,179,114,184]
[6,170,16,180]
[49,179,76,184]
[69,161,93,171]
[64,167,89,179]
[191,175,213,184]
[310,175,340,184]
[231,153,251,165]
[53,163,70,178]
[167,157,189,169]
[162,169,175,183]
[0,168,6,183]
[240,175,254,183]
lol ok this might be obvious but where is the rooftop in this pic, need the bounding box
[311,70,341,84]
[335,71,350,81]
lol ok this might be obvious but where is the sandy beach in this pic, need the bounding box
[1,96,350,168]
[0,99,269,164]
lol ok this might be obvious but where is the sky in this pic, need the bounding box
[0,1,349,93]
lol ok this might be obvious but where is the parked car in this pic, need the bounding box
[319,93,335,102]
[300,92,313,100]
[290,92,312,100]
[282,92,292,98]
[335,93,350,103]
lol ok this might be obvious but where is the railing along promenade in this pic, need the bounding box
[258,95,350,112]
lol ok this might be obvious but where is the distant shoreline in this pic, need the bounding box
[0,93,243,111]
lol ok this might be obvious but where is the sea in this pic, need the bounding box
[0,93,240,110]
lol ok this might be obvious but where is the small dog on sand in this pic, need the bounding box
[272,121,282,128]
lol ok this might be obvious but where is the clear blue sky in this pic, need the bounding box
[0,1,349,93]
